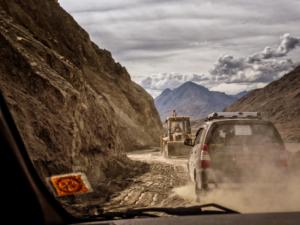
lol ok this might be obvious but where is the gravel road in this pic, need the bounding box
[103,149,192,211]
[103,144,300,213]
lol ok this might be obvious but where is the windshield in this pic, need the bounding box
[169,120,191,134]
[1,0,300,220]
[171,121,184,133]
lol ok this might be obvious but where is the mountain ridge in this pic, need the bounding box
[155,81,242,120]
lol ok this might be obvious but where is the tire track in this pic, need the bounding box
[103,158,190,211]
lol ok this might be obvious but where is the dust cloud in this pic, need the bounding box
[174,177,300,213]
[174,145,300,213]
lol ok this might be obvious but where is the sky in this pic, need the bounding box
[59,0,300,97]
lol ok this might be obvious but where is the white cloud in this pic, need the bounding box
[210,82,267,95]
[140,73,209,90]
[138,73,210,97]
[59,0,300,76]
[138,33,299,96]
[210,34,299,84]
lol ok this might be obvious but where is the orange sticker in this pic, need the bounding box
[49,173,92,197]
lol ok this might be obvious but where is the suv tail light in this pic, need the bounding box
[200,144,211,169]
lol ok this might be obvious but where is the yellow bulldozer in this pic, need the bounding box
[161,110,193,158]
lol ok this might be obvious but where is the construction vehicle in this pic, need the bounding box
[161,110,193,158]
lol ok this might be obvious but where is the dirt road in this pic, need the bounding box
[103,149,192,211]
[104,144,300,213]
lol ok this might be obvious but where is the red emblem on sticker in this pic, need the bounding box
[49,173,92,197]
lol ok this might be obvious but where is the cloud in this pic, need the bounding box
[210,82,267,95]
[139,33,300,96]
[140,73,209,90]
[59,0,300,76]
[59,1,300,96]
[210,34,299,84]
[249,33,300,61]
[138,73,211,97]
[210,56,294,83]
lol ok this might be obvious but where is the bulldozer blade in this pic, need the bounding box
[165,142,192,158]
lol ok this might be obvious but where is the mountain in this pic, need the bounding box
[0,0,162,209]
[225,66,300,142]
[155,81,238,120]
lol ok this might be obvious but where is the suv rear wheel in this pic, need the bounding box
[195,170,208,202]
[163,143,169,158]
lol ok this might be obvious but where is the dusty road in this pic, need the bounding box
[103,148,192,211]
[104,144,300,213]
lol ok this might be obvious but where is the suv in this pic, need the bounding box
[185,112,288,199]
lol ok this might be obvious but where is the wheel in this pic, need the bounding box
[163,143,169,158]
[187,162,191,180]
[160,141,164,155]
[194,170,201,202]
[194,170,208,202]
[201,170,209,190]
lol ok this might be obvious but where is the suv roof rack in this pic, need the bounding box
[206,112,262,121]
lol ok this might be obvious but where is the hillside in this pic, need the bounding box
[0,0,162,212]
[225,66,300,142]
[155,81,240,120]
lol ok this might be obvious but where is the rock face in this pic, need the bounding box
[155,81,239,120]
[0,0,162,199]
[225,66,300,142]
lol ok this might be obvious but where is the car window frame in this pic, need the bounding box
[195,128,204,145]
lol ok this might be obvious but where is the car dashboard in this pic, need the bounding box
[75,212,300,225]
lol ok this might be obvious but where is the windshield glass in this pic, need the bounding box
[170,120,191,134]
[209,122,283,146]
[1,0,300,220]
[171,121,184,133]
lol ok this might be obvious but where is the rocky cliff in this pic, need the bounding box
[225,66,300,142]
[0,0,162,211]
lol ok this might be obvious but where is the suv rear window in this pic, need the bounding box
[208,122,283,146]
[207,121,285,179]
